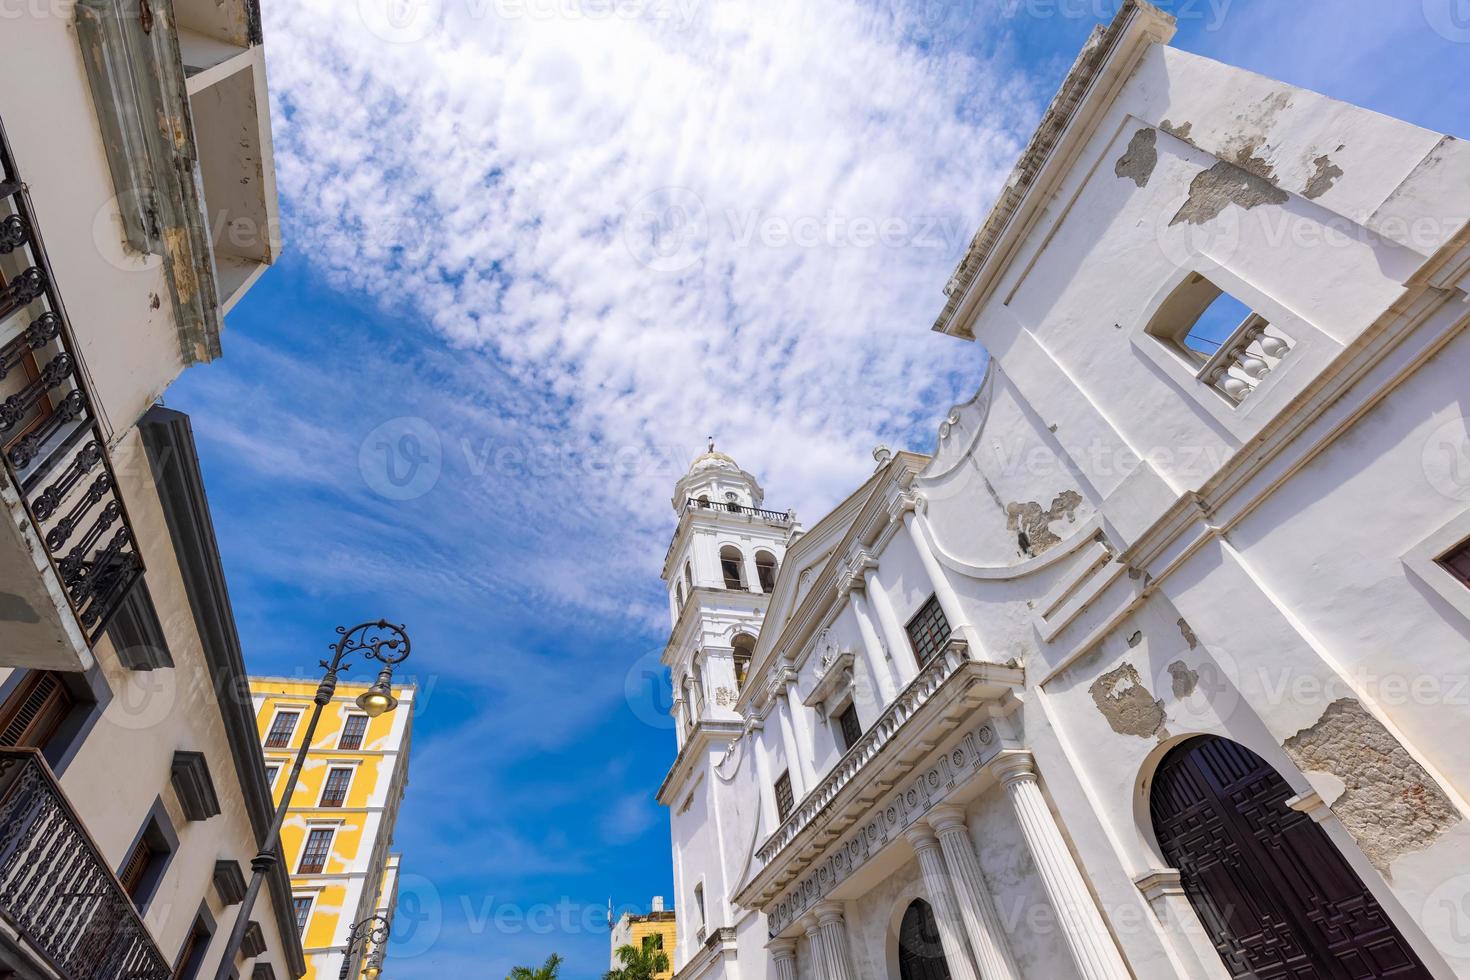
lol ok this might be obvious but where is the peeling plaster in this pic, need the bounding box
[1160,118,1193,144]
[1170,157,1288,226]
[1177,618,1198,650]
[1166,661,1198,699]
[1089,663,1167,740]
[1283,698,1459,875]
[1115,127,1157,188]
[1006,490,1082,556]
[1304,153,1344,200]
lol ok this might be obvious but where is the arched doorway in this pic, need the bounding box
[897,899,951,980]
[1150,736,1432,979]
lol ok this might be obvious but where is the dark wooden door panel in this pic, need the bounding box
[1150,737,1432,980]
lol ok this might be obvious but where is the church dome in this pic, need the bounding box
[672,440,765,512]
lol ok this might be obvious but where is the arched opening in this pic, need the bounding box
[755,550,778,592]
[1150,735,1431,979]
[675,582,684,611]
[732,634,755,691]
[719,546,745,590]
[897,899,951,980]
[684,561,693,592]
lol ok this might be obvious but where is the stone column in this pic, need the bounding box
[813,901,858,980]
[901,506,982,655]
[903,827,982,980]
[992,752,1131,980]
[769,938,799,980]
[863,567,913,687]
[802,915,830,979]
[775,691,805,797]
[928,805,1021,980]
[751,721,780,833]
[848,586,898,705]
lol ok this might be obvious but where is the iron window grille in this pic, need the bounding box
[264,711,299,748]
[905,595,951,666]
[774,770,794,822]
[837,703,862,753]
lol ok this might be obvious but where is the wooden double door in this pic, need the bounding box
[1150,736,1432,979]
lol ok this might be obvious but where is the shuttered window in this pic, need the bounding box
[320,768,352,808]
[339,714,368,750]
[774,770,794,822]
[905,595,951,666]
[119,835,157,899]
[298,829,334,874]
[0,671,74,749]
[264,711,300,748]
[1440,537,1470,588]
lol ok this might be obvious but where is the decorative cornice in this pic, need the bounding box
[1133,869,1184,903]
[656,719,745,806]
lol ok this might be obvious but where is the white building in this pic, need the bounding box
[657,3,1470,979]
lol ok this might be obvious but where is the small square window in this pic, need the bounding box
[774,770,794,822]
[1438,537,1470,588]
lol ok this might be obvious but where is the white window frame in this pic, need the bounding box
[1402,508,1470,624]
[264,707,304,748]
[318,766,355,807]
[337,712,371,750]
[297,824,339,875]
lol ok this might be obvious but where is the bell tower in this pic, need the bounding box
[662,441,797,744]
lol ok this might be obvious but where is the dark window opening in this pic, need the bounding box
[774,770,794,822]
[719,546,745,590]
[173,908,215,980]
[292,896,313,932]
[898,899,952,980]
[339,714,369,750]
[755,551,778,592]
[265,711,300,748]
[1438,537,1470,588]
[117,804,176,912]
[905,595,951,667]
[732,634,755,692]
[837,703,863,752]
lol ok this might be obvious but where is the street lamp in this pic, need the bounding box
[339,913,392,980]
[213,621,411,980]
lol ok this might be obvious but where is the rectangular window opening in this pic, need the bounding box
[905,595,951,667]
[774,770,794,822]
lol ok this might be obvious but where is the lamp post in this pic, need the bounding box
[213,621,411,980]
[339,913,392,980]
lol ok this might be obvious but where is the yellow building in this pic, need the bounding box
[251,676,414,979]
[610,897,676,979]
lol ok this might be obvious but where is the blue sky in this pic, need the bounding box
[166,1,1469,975]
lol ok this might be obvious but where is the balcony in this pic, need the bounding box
[0,749,170,979]
[683,497,794,524]
[0,123,143,670]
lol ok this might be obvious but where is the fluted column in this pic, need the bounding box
[928,805,1021,980]
[769,938,799,980]
[813,901,858,980]
[802,915,830,979]
[775,691,806,796]
[902,507,982,655]
[863,567,913,687]
[848,587,898,704]
[903,827,981,980]
[992,752,1130,980]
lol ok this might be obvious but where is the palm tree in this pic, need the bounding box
[508,953,563,980]
[603,940,670,980]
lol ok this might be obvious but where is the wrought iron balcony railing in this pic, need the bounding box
[683,497,793,524]
[0,120,142,643]
[0,749,171,979]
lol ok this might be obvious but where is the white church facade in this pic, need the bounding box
[655,2,1470,978]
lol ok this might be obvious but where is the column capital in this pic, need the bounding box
[800,914,822,937]
[812,900,846,927]
[902,824,940,851]
[989,749,1037,788]
[927,804,970,836]
[768,938,798,960]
